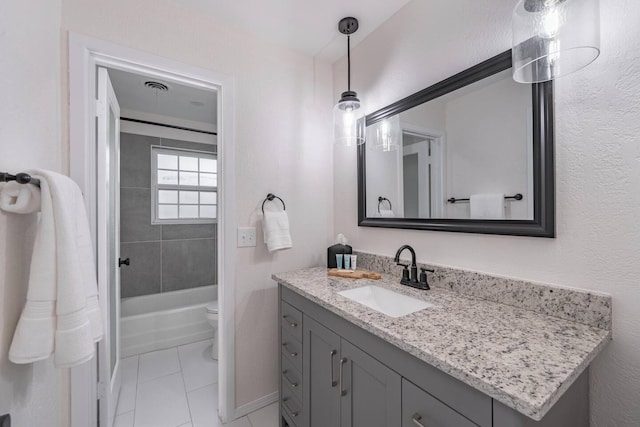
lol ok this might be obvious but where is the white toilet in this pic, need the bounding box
[205,300,218,360]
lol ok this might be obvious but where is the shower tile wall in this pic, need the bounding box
[119,132,217,298]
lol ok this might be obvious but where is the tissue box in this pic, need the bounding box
[327,244,352,268]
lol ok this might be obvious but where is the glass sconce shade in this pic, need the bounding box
[512,0,600,83]
[368,115,401,152]
[333,91,366,146]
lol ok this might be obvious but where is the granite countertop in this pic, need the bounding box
[273,267,611,421]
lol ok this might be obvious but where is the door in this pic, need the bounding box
[340,340,401,427]
[303,316,341,427]
[96,67,122,427]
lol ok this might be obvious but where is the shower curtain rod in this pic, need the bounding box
[120,117,218,136]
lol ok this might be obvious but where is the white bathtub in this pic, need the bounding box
[120,285,217,357]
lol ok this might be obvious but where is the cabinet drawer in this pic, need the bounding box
[282,382,304,426]
[281,352,303,403]
[281,330,303,372]
[402,379,478,427]
[281,301,303,342]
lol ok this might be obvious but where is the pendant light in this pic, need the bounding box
[333,17,366,147]
[512,0,600,83]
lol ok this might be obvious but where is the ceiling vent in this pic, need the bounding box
[144,81,169,91]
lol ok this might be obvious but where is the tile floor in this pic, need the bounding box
[114,339,279,427]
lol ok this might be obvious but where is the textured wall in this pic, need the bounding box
[119,133,217,298]
[333,0,640,425]
[0,1,68,426]
[61,0,334,408]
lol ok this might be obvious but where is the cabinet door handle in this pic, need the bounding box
[282,370,298,388]
[281,342,298,357]
[412,413,426,427]
[282,398,299,417]
[330,350,338,387]
[339,357,347,396]
[282,315,298,328]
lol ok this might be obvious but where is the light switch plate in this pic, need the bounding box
[237,227,257,247]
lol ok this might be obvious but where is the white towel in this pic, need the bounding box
[470,193,505,219]
[379,208,395,217]
[8,170,103,368]
[263,210,292,252]
[0,181,41,213]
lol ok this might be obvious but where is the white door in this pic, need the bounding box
[97,67,122,427]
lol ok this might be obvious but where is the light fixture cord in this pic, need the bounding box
[347,33,351,92]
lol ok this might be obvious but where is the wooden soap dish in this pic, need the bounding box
[328,269,382,280]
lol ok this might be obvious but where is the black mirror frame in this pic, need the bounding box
[357,50,555,238]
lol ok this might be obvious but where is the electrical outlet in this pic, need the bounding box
[237,227,257,247]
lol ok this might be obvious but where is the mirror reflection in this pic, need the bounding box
[365,69,534,220]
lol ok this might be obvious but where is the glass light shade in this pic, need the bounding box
[512,0,600,83]
[333,92,366,146]
[368,116,401,152]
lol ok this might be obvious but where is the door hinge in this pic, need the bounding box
[96,381,106,400]
[96,99,104,118]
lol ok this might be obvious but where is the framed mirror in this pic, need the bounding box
[357,50,555,237]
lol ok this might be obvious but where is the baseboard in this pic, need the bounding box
[233,391,279,419]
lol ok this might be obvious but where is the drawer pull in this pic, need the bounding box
[281,342,298,357]
[330,350,338,387]
[282,398,299,417]
[339,357,347,396]
[412,413,426,427]
[282,315,298,328]
[282,370,299,388]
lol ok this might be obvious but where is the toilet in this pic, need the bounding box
[205,300,218,360]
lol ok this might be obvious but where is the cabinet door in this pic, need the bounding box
[402,379,478,427]
[303,316,341,427]
[340,340,401,427]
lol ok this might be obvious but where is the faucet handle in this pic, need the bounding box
[419,268,434,290]
[397,263,410,281]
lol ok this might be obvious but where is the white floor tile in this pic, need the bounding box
[134,372,191,427]
[116,382,137,415]
[138,347,181,383]
[177,424,193,427]
[178,340,218,392]
[247,402,279,427]
[187,385,253,427]
[114,411,134,427]
[121,356,139,386]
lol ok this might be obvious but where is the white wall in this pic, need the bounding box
[333,0,640,425]
[61,0,334,408]
[0,1,69,426]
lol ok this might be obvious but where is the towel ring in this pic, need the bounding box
[262,193,286,214]
[377,197,392,213]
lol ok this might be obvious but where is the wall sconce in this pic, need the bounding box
[333,17,365,147]
[512,0,600,83]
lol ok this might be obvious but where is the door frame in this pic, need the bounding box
[68,32,237,426]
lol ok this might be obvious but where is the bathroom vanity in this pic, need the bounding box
[274,266,611,427]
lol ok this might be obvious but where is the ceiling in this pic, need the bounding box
[108,67,218,125]
[174,0,413,61]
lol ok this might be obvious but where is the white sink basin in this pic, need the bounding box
[337,285,434,318]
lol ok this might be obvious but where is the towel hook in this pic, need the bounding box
[377,196,392,213]
[262,193,286,214]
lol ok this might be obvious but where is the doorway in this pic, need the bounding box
[68,33,237,427]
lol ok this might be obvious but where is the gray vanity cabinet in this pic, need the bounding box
[279,284,588,427]
[303,316,340,427]
[303,316,401,427]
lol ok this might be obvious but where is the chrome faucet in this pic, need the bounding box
[393,245,433,290]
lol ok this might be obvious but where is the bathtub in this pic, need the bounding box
[120,285,217,357]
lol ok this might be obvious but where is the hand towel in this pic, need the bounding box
[263,210,292,253]
[470,193,505,219]
[9,170,103,368]
[0,181,41,213]
[379,208,395,217]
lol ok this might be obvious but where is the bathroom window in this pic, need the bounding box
[151,146,217,224]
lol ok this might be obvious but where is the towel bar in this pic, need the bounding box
[262,193,286,213]
[0,172,40,187]
[447,193,523,204]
